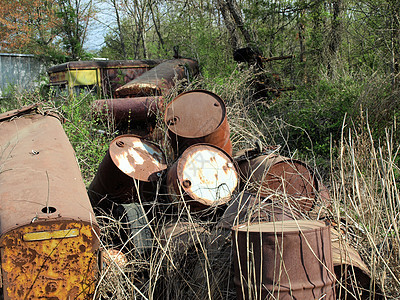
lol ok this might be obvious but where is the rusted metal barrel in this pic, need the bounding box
[166,144,238,211]
[218,192,302,229]
[164,90,232,156]
[238,154,318,212]
[232,220,336,300]
[115,58,199,97]
[88,134,167,210]
[0,109,99,300]
[331,228,380,300]
[92,96,164,131]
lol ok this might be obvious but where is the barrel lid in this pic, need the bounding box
[233,220,327,233]
[109,135,167,182]
[176,144,238,206]
[164,90,226,138]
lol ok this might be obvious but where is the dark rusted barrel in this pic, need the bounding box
[164,90,232,156]
[0,110,99,299]
[92,96,164,130]
[232,220,336,300]
[166,144,238,211]
[218,192,302,229]
[88,134,167,210]
[238,154,318,212]
[115,58,199,97]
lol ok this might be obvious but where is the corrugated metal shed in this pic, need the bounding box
[0,53,46,97]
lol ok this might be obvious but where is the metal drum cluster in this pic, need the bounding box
[87,83,377,299]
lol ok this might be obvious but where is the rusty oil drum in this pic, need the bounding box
[92,96,164,131]
[232,220,336,300]
[166,144,238,211]
[115,58,199,97]
[238,154,318,212]
[88,134,167,210]
[164,90,232,156]
[0,110,99,300]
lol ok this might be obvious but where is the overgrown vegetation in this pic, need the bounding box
[2,0,400,298]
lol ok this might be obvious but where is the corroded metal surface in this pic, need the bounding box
[165,90,232,156]
[115,58,199,97]
[47,59,164,74]
[92,96,163,129]
[331,228,380,299]
[167,144,238,211]
[0,104,38,122]
[232,220,335,300]
[0,113,99,299]
[109,135,167,182]
[1,222,98,300]
[88,150,136,209]
[218,192,302,229]
[88,135,167,209]
[238,154,318,211]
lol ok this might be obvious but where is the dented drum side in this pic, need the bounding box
[232,220,336,300]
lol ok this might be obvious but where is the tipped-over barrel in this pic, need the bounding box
[116,58,199,97]
[88,135,167,210]
[238,154,318,211]
[166,144,238,211]
[165,90,232,156]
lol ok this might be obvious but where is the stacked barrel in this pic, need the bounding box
[88,62,377,299]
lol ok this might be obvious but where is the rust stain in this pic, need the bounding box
[1,222,98,300]
[165,90,232,156]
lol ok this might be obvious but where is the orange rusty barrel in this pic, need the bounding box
[232,220,336,300]
[92,96,164,131]
[0,109,99,299]
[238,154,318,212]
[88,134,167,211]
[164,90,232,156]
[166,144,238,211]
[115,58,199,97]
[218,192,302,229]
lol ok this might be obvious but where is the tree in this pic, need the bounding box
[57,0,96,60]
[0,0,61,55]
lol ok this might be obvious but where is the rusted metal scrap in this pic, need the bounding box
[88,134,167,211]
[165,90,232,156]
[0,109,99,300]
[116,58,199,97]
[238,154,320,212]
[232,220,336,299]
[92,96,164,133]
[331,228,382,300]
[166,144,238,211]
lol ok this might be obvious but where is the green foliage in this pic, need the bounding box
[267,76,360,158]
[59,94,111,184]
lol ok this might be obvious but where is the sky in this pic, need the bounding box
[84,1,115,52]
